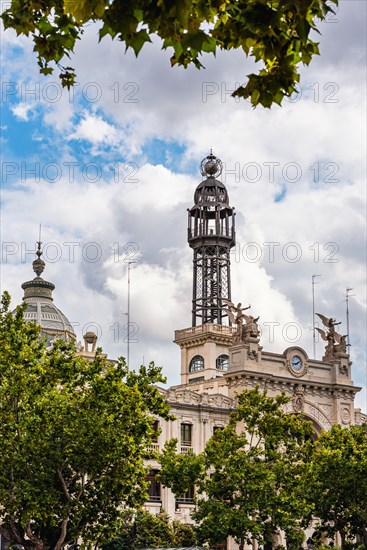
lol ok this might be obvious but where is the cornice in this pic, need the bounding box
[226,371,361,399]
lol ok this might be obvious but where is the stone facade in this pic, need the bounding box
[143,154,365,548]
[143,322,363,549]
[145,386,233,525]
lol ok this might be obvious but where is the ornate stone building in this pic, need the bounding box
[144,154,366,548]
[14,154,366,550]
[169,153,364,436]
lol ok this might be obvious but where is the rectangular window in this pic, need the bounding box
[188,376,204,384]
[152,420,159,443]
[146,469,161,502]
[176,485,195,505]
[181,423,192,447]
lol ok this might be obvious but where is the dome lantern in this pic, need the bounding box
[20,237,76,345]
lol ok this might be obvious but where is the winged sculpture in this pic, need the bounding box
[222,299,251,327]
[222,299,260,341]
[243,314,260,338]
[315,313,347,359]
[315,327,328,341]
[315,313,341,334]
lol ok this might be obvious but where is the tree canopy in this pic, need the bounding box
[159,387,314,550]
[1,0,338,107]
[102,510,197,549]
[0,291,172,550]
[306,423,367,549]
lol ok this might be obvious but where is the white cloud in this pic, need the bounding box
[11,102,34,121]
[1,0,366,410]
[68,112,123,146]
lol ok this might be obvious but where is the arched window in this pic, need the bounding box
[189,355,204,372]
[216,354,229,371]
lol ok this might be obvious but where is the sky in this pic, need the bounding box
[1,0,366,411]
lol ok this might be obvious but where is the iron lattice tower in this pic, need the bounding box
[188,153,235,326]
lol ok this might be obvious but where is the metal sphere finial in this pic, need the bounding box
[200,152,222,178]
[32,231,45,277]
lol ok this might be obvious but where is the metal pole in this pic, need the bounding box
[127,262,132,366]
[126,260,138,366]
[312,274,321,359]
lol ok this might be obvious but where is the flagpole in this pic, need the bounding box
[312,274,321,359]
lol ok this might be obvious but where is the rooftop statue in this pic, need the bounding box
[222,299,250,338]
[243,314,260,340]
[315,313,347,360]
[223,299,259,343]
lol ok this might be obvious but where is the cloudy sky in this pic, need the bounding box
[1,1,366,410]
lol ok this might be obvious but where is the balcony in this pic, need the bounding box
[175,485,195,507]
[175,323,236,340]
[180,445,193,454]
[146,443,160,453]
[148,494,162,502]
[175,496,194,505]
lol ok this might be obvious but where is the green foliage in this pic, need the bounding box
[0,291,172,550]
[158,438,204,496]
[102,510,196,549]
[172,518,197,547]
[1,0,338,107]
[305,423,367,549]
[134,511,176,548]
[159,387,314,550]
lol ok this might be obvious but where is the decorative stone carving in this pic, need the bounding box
[335,335,347,355]
[75,340,84,352]
[83,331,98,353]
[319,403,332,417]
[341,406,351,425]
[339,364,349,376]
[247,348,258,360]
[200,412,209,423]
[292,384,305,413]
[242,315,260,341]
[305,403,333,430]
[222,299,251,342]
[315,313,348,360]
[167,387,234,409]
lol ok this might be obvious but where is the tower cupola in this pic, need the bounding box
[20,238,76,345]
[188,153,236,326]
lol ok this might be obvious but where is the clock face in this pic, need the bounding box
[291,355,303,371]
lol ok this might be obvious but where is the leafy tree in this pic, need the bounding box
[102,510,197,549]
[159,387,313,550]
[305,424,367,549]
[0,291,172,550]
[1,0,337,107]
[134,511,176,548]
[172,518,197,547]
